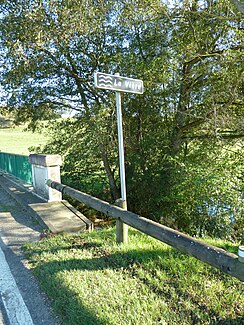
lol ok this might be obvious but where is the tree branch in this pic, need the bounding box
[230,0,244,13]
[183,132,244,140]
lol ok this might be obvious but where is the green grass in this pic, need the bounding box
[23,227,244,325]
[0,126,48,155]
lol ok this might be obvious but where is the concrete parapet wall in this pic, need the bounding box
[29,154,62,167]
[29,154,62,202]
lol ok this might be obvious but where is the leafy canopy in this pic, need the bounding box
[0,0,243,239]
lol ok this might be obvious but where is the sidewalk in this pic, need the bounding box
[0,182,59,324]
[0,173,93,234]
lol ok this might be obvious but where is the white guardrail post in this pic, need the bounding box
[29,154,62,202]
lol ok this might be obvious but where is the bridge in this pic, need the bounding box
[0,152,93,234]
[0,162,60,324]
[0,152,243,282]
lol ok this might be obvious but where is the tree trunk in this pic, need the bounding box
[99,144,120,201]
[170,62,191,156]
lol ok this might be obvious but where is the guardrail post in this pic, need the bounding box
[29,154,62,201]
[115,198,128,244]
[238,246,244,263]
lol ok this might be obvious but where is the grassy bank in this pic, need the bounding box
[23,227,243,325]
[0,126,48,155]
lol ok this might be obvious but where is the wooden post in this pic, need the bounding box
[115,198,128,244]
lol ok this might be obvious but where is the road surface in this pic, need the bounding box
[0,185,59,325]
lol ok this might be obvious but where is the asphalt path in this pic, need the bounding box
[0,186,59,325]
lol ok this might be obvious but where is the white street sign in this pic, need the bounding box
[94,72,144,94]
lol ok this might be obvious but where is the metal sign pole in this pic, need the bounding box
[115,75,128,243]
[115,90,127,207]
[94,71,144,244]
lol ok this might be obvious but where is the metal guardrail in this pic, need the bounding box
[0,152,32,184]
[47,179,244,282]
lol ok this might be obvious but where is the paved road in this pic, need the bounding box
[0,186,59,325]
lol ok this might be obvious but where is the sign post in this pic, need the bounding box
[94,72,144,243]
[115,74,127,206]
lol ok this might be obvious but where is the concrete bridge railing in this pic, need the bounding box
[29,154,62,202]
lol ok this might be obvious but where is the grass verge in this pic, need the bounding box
[0,126,48,155]
[23,227,244,325]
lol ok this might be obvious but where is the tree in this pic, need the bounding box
[112,0,243,223]
[0,0,243,239]
[0,1,101,110]
[0,0,126,198]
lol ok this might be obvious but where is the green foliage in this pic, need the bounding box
[160,141,243,240]
[0,0,243,239]
[39,114,119,201]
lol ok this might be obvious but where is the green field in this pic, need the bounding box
[0,126,48,155]
[23,227,243,325]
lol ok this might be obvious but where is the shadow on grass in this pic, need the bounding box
[210,320,244,325]
[32,242,243,325]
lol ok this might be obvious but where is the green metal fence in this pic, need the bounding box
[0,152,32,184]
